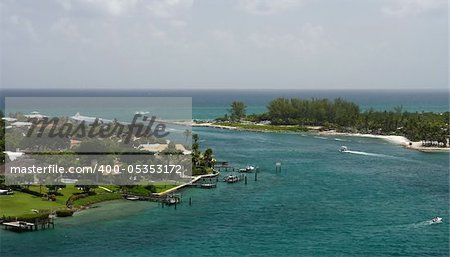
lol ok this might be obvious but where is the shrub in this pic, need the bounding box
[56,209,74,217]
[2,212,50,223]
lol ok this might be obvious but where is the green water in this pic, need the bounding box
[1,128,449,256]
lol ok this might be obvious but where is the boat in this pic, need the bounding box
[339,146,348,152]
[224,175,239,183]
[239,165,256,173]
[431,217,443,223]
[126,196,140,201]
[200,183,217,189]
[163,195,181,205]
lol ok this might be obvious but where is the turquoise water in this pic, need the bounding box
[1,128,448,256]
[2,89,449,120]
[1,90,449,256]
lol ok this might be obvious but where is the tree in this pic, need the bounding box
[203,148,214,168]
[228,101,247,122]
[183,129,192,143]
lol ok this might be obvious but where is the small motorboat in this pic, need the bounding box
[239,165,256,173]
[164,195,180,205]
[224,175,239,183]
[339,146,348,152]
[431,217,443,223]
[126,196,140,201]
[200,183,217,189]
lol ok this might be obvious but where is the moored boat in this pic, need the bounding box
[224,175,239,183]
[239,165,256,173]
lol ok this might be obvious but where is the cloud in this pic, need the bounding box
[169,19,188,29]
[146,0,194,18]
[56,0,73,11]
[56,0,141,16]
[210,29,236,49]
[8,15,39,42]
[246,23,325,53]
[381,0,447,17]
[51,17,91,44]
[237,0,304,15]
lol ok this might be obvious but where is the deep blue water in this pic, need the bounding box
[0,90,449,256]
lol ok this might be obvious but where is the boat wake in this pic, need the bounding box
[408,219,443,228]
[342,150,390,158]
[380,218,444,232]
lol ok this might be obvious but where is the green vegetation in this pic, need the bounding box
[55,209,74,217]
[228,101,247,121]
[217,98,449,146]
[191,134,215,175]
[0,192,62,216]
[2,212,51,223]
[71,192,121,208]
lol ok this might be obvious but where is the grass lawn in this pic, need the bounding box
[0,184,176,216]
[72,191,122,208]
[0,192,64,217]
[155,184,176,193]
[27,185,81,205]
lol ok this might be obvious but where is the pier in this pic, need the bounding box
[123,172,220,202]
[2,218,54,232]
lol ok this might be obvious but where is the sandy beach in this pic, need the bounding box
[319,130,450,153]
[194,123,449,153]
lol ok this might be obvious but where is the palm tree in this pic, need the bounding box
[203,148,214,168]
[183,129,192,144]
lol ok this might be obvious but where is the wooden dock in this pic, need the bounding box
[123,171,220,202]
[2,219,54,232]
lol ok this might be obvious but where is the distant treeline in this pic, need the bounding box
[223,98,449,144]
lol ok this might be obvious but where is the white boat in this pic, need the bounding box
[70,112,113,124]
[126,196,140,201]
[164,196,180,205]
[339,146,348,152]
[431,217,443,223]
[224,175,239,183]
[200,183,217,188]
[239,165,256,173]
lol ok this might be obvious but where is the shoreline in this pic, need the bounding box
[194,123,450,153]
[318,130,450,152]
[73,172,220,214]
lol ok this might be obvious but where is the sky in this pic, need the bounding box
[0,0,448,90]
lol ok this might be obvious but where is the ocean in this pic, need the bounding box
[0,89,449,257]
[1,89,449,120]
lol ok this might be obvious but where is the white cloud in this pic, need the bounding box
[237,0,304,15]
[146,0,194,18]
[57,0,141,16]
[51,17,90,44]
[210,29,236,48]
[246,23,325,53]
[381,0,446,17]
[56,0,73,11]
[8,15,39,42]
[169,19,188,29]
